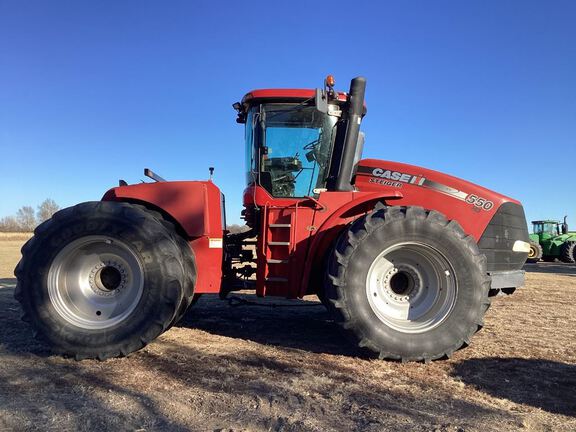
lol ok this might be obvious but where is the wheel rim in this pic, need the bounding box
[48,235,144,329]
[366,241,457,334]
[528,245,537,258]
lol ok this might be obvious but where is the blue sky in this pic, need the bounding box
[1,1,575,226]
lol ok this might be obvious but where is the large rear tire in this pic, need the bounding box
[559,241,576,263]
[14,201,189,360]
[526,241,543,263]
[324,206,490,362]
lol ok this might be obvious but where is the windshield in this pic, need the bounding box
[544,223,558,235]
[245,103,338,198]
[533,222,559,235]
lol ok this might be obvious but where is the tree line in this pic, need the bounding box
[0,199,60,232]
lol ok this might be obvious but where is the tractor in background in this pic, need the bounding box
[14,76,530,363]
[527,217,576,263]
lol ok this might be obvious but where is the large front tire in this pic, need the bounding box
[14,201,189,360]
[325,206,490,362]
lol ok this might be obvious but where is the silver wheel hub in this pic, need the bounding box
[366,241,457,334]
[48,235,144,329]
[88,260,128,297]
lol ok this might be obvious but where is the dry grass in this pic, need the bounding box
[0,238,575,431]
[0,236,29,278]
[0,232,33,241]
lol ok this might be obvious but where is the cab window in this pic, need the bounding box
[258,104,337,198]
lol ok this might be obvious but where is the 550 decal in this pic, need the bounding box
[465,194,494,211]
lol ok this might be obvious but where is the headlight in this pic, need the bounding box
[512,240,531,253]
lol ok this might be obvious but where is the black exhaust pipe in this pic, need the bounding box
[334,77,367,191]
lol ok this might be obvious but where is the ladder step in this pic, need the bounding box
[268,241,290,246]
[266,277,288,282]
[269,224,291,228]
[267,259,289,264]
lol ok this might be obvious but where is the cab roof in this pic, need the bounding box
[241,89,348,105]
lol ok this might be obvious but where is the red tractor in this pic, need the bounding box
[15,76,530,362]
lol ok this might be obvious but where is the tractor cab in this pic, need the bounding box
[225,77,368,298]
[242,98,338,198]
[234,76,366,212]
[531,219,566,239]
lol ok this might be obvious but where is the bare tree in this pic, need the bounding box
[16,206,36,232]
[37,199,60,223]
[0,216,21,232]
[0,199,61,232]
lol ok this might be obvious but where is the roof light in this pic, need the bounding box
[325,75,335,89]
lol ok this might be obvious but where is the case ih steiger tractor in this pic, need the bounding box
[15,76,530,362]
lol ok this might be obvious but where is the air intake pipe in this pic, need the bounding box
[334,77,367,191]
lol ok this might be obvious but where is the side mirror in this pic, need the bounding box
[315,88,328,113]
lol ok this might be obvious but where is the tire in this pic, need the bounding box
[14,201,188,360]
[190,293,203,306]
[324,206,491,362]
[136,206,197,325]
[526,241,543,263]
[559,241,576,263]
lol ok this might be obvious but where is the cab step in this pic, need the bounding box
[266,277,288,282]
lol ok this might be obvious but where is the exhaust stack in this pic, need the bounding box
[334,77,367,191]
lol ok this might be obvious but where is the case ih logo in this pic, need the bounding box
[371,168,426,186]
[357,165,495,211]
[356,166,427,188]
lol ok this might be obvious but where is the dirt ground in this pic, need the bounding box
[0,237,575,432]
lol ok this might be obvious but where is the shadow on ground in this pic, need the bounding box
[0,277,51,357]
[452,357,576,417]
[524,262,576,276]
[178,293,364,357]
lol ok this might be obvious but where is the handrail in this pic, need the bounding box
[261,203,269,256]
[302,195,327,211]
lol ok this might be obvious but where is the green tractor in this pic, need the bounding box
[527,216,576,263]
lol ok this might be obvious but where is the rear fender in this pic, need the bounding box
[102,181,224,294]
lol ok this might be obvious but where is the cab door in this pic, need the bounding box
[254,123,329,297]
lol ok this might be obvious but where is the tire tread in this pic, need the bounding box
[324,205,491,363]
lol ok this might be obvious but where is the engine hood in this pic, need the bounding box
[354,159,522,241]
